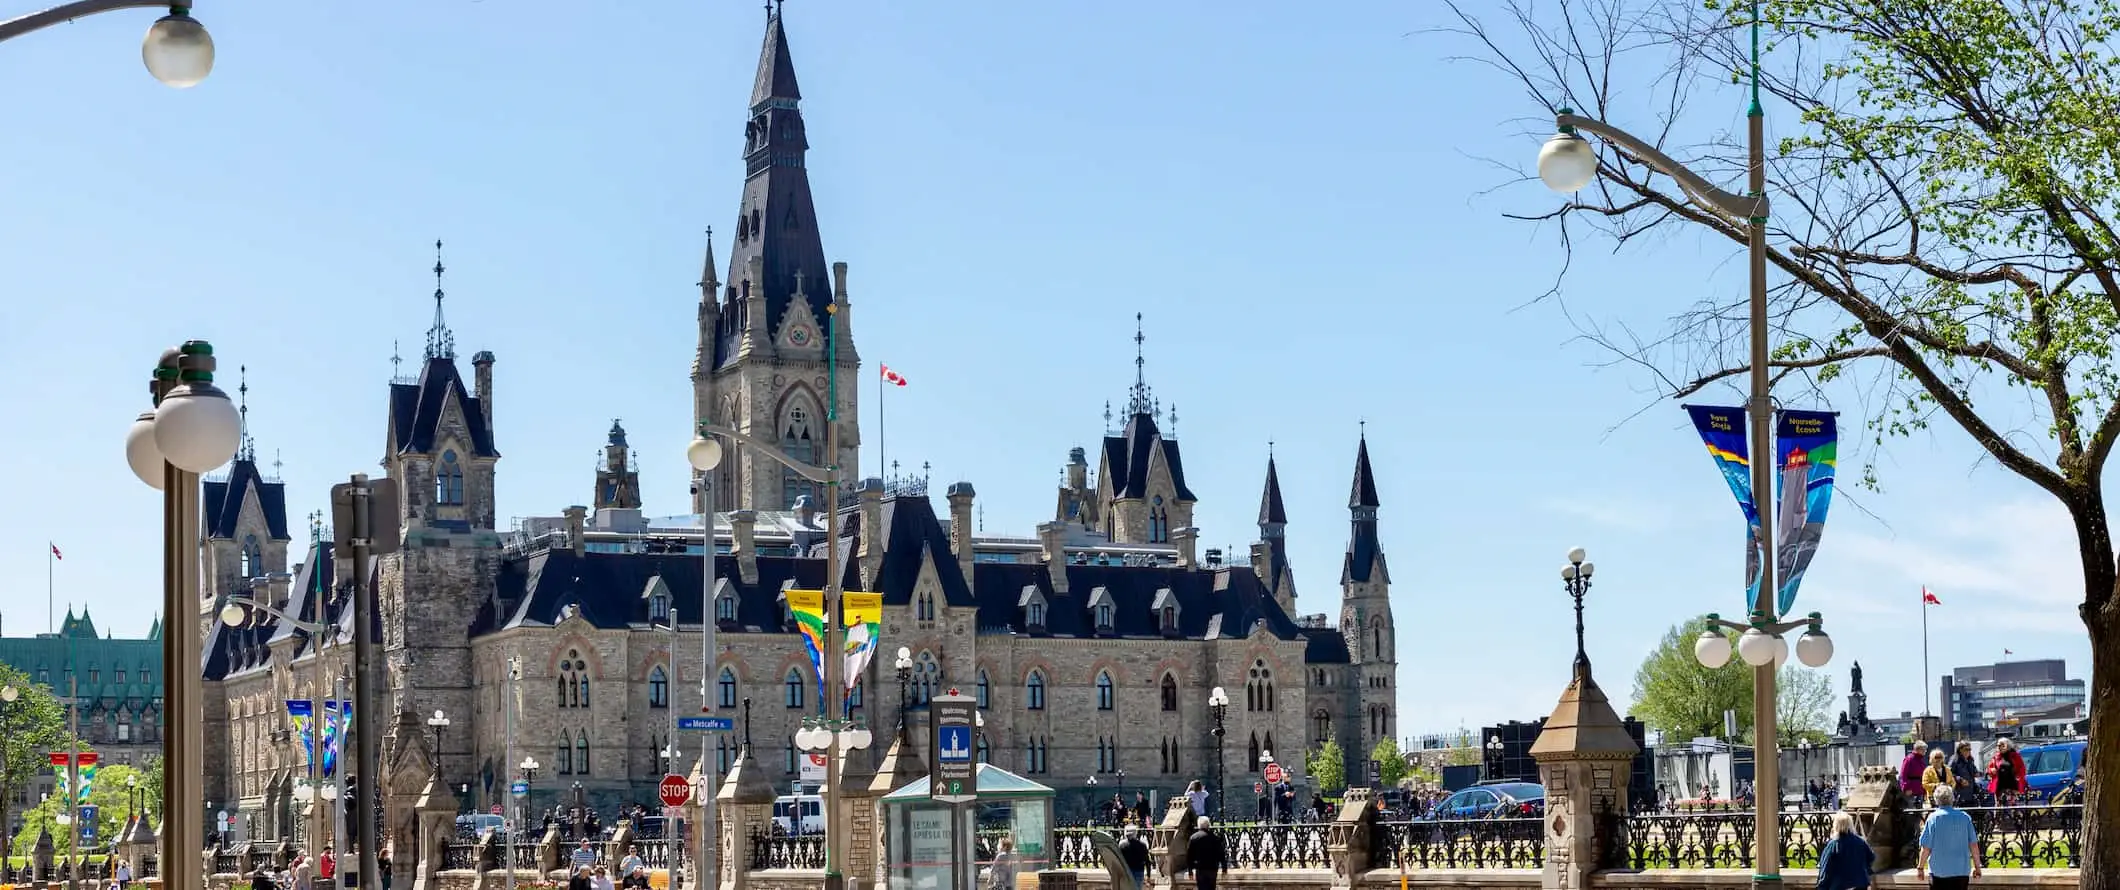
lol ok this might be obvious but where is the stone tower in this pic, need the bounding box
[1340,433,1397,764]
[692,8,861,514]
[595,419,643,510]
[199,370,291,641]
[1052,446,1100,531]
[1095,315,1195,544]
[1256,452,1297,615]
[375,243,502,796]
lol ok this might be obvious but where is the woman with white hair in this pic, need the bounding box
[1813,811,1873,889]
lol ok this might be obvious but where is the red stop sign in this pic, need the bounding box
[658,774,691,807]
[1263,763,1285,785]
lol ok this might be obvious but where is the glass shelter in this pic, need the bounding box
[880,764,1055,890]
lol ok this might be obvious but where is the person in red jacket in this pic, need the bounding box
[1987,736,2029,803]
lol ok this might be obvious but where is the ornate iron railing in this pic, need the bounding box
[1378,818,1545,869]
[1608,804,2083,870]
[1225,822,1331,868]
[214,852,241,874]
[1054,829,1101,869]
[509,843,542,870]
[632,839,672,869]
[442,843,481,871]
[749,830,826,869]
[142,854,160,878]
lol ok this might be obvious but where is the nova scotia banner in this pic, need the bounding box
[1771,410,1838,616]
[1685,405,1764,611]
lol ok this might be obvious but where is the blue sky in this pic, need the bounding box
[0,0,2090,738]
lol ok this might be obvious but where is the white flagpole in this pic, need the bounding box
[1921,589,1932,717]
[878,368,887,481]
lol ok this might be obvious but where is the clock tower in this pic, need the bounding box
[690,7,861,513]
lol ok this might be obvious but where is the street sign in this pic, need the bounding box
[677,716,734,732]
[332,477,402,555]
[79,806,98,840]
[510,781,529,797]
[1263,762,1285,785]
[658,774,691,807]
[799,752,828,785]
[490,805,502,815]
[929,692,977,803]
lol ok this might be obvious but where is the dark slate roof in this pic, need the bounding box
[836,495,975,607]
[1343,435,1386,584]
[1259,455,1287,525]
[1350,437,1380,509]
[203,457,292,540]
[478,549,828,634]
[969,559,1302,642]
[1302,628,1351,665]
[751,12,802,106]
[1101,412,1198,502]
[203,539,381,681]
[389,356,498,457]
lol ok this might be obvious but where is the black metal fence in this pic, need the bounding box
[1378,817,1546,869]
[442,843,481,871]
[749,829,825,869]
[1605,803,2083,870]
[1225,822,1332,869]
[1052,828,1102,869]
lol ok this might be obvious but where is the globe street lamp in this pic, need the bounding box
[1207,686,1229,820]
[129,342,239,890]
[682,433,724,889]
[427,710,452,777]
[0,2,213,86]
[1486,734,1505,782]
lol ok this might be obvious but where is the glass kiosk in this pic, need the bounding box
[880,763,1055,890]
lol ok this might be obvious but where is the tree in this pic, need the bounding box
[1630,622,1752,743]
[1777,665,1834,747]
[1305,737,1346,795]
[1450,2,2120,878]
[9,763,150,859]
[1372,737,1409,787]
[0,665,72,858]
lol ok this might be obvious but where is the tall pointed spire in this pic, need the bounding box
[1126,312,1155,417]
[1343,430,1386,584]
[425,239,456,360]
[698,226,720,291]
[723,8,832,360]
[1259,448,1288,527]
[236,364,256,462]
[751,5,802,106]
[1350,429,1380,510]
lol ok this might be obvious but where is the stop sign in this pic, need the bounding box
[658,773,691,807]
[1263,762,1286,785]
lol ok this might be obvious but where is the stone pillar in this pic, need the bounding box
[839,740,880,884]
[32,825,54,883]
[717,745,778,890]
[682,761,709,890]
[412,775,456,890]
[868,728,927,889]
[1324,788,1377,888]
[1150,796,1197,881]
[1845,764,1914,869]
[1527,662,1641,890]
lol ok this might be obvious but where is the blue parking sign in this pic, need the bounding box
[937,725,973,763]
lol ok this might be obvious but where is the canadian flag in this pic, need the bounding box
[880,364,908,387]
[1922,587,1941,606]
[49,543,60,560]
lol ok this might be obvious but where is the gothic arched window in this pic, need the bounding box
[575,730,590,775]
[718,667,738,708]
[558,652,590,709]
[1247,660,1274,712]
[1026,671,1046,710]
[436,450,465,506]
[1148,495,1169,543]
[976,671,991,709]
[784,669,805,708]
[912,651,940,706]
[916,591,935,622]
[779,405,817,508]
[977,735,990,764]
[1096,672,1115,711]
[240,534,261,577]
[1160,674,1178,712]
[1315,710,1332,743]
[648,666,669,709]
[558,736,573,775]
[1248,732,1261,772]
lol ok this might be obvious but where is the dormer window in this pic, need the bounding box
[436,450,465,506]
[716,592,738,625]
[1150,588,1181,638]
[1085,586,1116,636]
[1018,586,1049,634]
[648,594,671,623]
[1028,603,1046,627]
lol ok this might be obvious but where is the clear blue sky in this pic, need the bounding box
[0,0,2089,737]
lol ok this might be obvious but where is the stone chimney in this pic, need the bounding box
[856,478,885,590]
[1172,527,1198,569]
[472,350,496,433]
[1037,521,1070,595]
[730,509,759,584]
[562,506,587,556]
[946,482,977,587]
[1249,542,1272,582]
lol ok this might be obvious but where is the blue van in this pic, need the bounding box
[2020,739,2087,802]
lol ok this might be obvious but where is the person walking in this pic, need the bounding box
[1947,742,1983,805]
[1132,791,1151,828]
[114,858,132,890]
[1186,780,1210,817]
[1921,749,1952,800]
[1187,818,1226,890]
[1986,737,2028,804]
[570,839,598,874]
[1899,742,1930,799]
[1116,825,1150,889]
[617,844,645,889]
[1814,811,1873,890]
[1916,786,1981,888]
[987,837,1021,890]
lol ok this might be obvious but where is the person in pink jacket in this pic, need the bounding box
[1899,741,1930,799]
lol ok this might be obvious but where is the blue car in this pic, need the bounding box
[1423,782,1546,819]
[2021,740,2087,802]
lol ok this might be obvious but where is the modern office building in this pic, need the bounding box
[1940,658,2086,738]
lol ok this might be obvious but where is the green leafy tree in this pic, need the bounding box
[1777,666,1835,747]
[1452,1,2120,876]
[1630,622,1752,743]
[1305,737,1346,795]
[1371,737,1408,787]
[0,665,72,857]
[10,763,150,859]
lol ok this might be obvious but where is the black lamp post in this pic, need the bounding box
[742,698,753,750]
[427,710,451,777]
[1207,685,1229,820]
[1561,547,1595,672]
[894,647,914,744]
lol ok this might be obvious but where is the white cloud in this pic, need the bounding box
[1825,498,2085,634]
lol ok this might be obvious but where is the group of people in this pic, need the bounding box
[244,845,392,890]
[1108,819,1224,890]
[565,840,650,890]
[1814,783,1984,889]
[1900,737,2028,806]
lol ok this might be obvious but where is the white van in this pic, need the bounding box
[772,793,824,835]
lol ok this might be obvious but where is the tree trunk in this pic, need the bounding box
[2082,590,2119,888]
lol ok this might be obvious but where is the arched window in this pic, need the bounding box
[718,667,738,708]
[1026,671,1046,710]
[912,651,939,706]
[784,669,805,708]
[1148,495,1169,543]
[1314,710,1332,743]
[1096,672,1115,710]
[916,591,935,622]
[716,736,734,773]
[1248,733,1261,772]
[976,735,990,764]
[1263,732,1277,764]
[779,405,817,508]
[1160,674,1178,712]
[1247,660,1274,712]
[240,534,261,577]
[575,730,590,775]
[437,450,465,505]
[559,651,590,709]
[648,666,669,709]
[976,671,990,709]
[558,736,573,775]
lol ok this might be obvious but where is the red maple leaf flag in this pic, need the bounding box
[880,364,908,387]
[1922,586,1941,606]
[49,543,61,560]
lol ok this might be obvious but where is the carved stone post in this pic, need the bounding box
[868,727,927,890]
[717,745,778,890]
[411,775,456,890]
[838,739,880,884]
[1150,795,1198,883]
[1528,662,1640,890]
[1325,788,1378,887]
[31,825,53,883]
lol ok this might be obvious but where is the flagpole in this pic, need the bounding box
[47,543,54,635]
[878,367,887,481]
[1921,591,1932,717]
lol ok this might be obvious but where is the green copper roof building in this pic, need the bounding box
[0,606,167,748]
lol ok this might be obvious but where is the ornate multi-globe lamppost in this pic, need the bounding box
[126,342,242,890]
[1207,685,1229,820]
[0,1,215,86]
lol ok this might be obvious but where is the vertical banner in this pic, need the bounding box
[321,699,352,777]
[787,589,827,704]
[287,700,317,768]
[1772,410,1838,615]
[50,753,69,801]
[75,753,98,804]
[841,592,883,692]
[1684,405,1764,611]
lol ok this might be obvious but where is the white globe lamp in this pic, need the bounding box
[1795,628,1834,668]
[1773,634,1791,668]
[1538,131,1597,192]
[153,379,242,474]
[687,437,724,472]
[1736,628,1777,667]
[142,8,215,88]
[1694,631,1733,669]
[127,411,166,489]
[219,602,248,628]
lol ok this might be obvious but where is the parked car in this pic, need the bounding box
[1421,782,1545,820]
[457,813,508,838]
[2021,739,2087,802]
[773,793,824,835]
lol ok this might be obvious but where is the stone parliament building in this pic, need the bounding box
[197,10,1402,842]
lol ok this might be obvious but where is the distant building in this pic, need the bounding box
[1940,659,2086,738]
[0,609,167,840]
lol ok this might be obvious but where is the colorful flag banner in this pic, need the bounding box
[787,589,827,704]
[321,700,351,776]
[287,699,354,775]
[841,592,883,692]
[1770,409,1837,615]
[50,753,69,801]
[880,365,908,387]
[75,756,97,804]
[1685,405,1764,610]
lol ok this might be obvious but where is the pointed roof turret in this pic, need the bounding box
[697,227,720,291]
[1259,449,1288,526]
[425,239,455,360]
[1350,430,1380,509]
[751,9,802,107]
[1343,430,1387,585]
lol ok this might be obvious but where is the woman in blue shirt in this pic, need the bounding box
[1814,811,1872,890]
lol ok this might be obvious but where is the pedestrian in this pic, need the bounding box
[1187,817,1226,890]
[987,837,1020,890]
[1921,749,1951,800]
[1916,785,1981,888]
[317,846,336,887]
[1986,737,2028,804]
[1899,742,1929,799]
[617,843,645,889]
[1132,791,1151,828]
[1116,825,1150,889]
[1186,780,1209,817]
[114,858,132,890]
[591,865,616,890]
[1948,742,1983,805]
[1814,811,1873,890]
[379,846,394,890]
[566,866,592,890]
[570,839,598,873]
